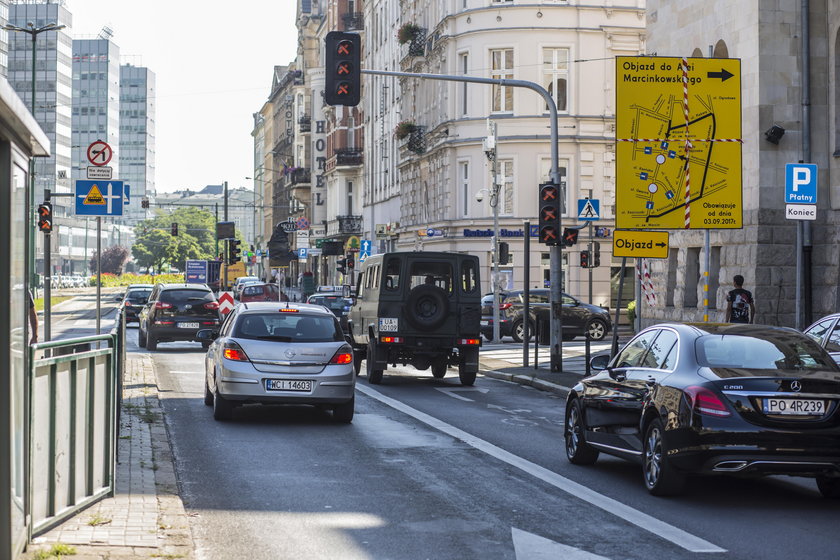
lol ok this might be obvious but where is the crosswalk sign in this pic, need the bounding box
[577,198,600,221]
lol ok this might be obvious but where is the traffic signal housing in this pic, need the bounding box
[562,228,579,247]
[37,202,53,232]
[171,223,178,236]
[346,253,355,269]
[336,257,348,275]
[141,198,150,209]
[325,31,361,106]
[228,239,241,265]
[593,242,601,267]
[580,250,590,268]
[538,183,561,245]
[498,241,510,265]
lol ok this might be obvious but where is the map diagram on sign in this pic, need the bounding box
[616,56,742,230]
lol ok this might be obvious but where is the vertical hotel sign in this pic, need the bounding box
[311,71,327,235]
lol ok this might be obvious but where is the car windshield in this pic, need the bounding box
[695,333,838,370]
[233,312,343,342]
[160,289,213,304]
[242,284,278,297]
[126,289,152,301]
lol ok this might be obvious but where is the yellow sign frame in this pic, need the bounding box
[615,56,742,230]
[612,230,670,260]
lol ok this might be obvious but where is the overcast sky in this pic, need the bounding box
[67,0,298,192]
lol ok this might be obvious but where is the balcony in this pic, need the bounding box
[342,12,364,31]
[398,127,426,155]
[335,147,363,167]
[337,215,363,234]
[400,27,427,65]
[288,167,311,185]
[298,115,311,133]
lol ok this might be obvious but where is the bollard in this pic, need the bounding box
[534,319,539,370]
[585,332,591,377]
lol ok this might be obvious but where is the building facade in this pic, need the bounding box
[119,62,155,222]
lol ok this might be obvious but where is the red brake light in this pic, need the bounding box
[279,308,299,313]
[124,301,132,307]
[329,351,353,365]
[223,342,250,362]
[204,301,219,310]
[155,301,173,310]
[380,336,404,344]
[458,338,481,345]
[685,386,731,417]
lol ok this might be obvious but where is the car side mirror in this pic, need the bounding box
[195,329,218,341]
[590,354,610,371]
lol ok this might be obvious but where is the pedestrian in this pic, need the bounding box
[725,274,755,324]
[28,289,38,344]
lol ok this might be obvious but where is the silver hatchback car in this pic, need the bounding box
[198,302,355,422]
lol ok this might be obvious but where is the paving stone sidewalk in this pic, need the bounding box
[23,353,195,560]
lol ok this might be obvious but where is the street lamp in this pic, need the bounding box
[4,21,66,342]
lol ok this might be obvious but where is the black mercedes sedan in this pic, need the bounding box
[564,323,840,497]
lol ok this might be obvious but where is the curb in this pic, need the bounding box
[479,365,572,397]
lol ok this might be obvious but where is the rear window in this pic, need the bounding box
[696,334,838,370]
[408,261,453,294]
[126,289,152,301]
[233,312,344,342]
[160,289,214,304]
[242,284,278,297]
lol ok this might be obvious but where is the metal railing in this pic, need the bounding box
[26,309,124,538]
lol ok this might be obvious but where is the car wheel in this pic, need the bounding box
[643,417,686,496]
[138,328,147,348]
[203,376,214,406]
[212,386,234,421]
[366,340,384,385]
[565,399,599,465]
[353,349,363,376]
[146,333,157,351]
[332,395,354,424]
[816,476,840,499]
[511,319,534,343]
[458,348,478,386]
[431,359,447,378]
[586,319,608,341]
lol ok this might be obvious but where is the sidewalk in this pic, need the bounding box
[23,353,195,560]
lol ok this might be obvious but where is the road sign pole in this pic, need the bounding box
[703,229,710,322]
[588,222,593,304]
[523,220,530,367]
[96,216,101,335]
[44,188,51,341]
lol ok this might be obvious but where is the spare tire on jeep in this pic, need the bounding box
[404,284,450,330]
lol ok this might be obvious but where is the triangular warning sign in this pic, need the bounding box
[83,184,106,205]
[578,199,598,219]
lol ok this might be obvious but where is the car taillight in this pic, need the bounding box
[458,338,481,345]
[155,301,173,310]
[223,342,250,362]
[124,301,132,307]
[204,301,219,310]
[499,303,513,310]
[685,386,731,417]
[380,336,404,344]
[329,347,353,365]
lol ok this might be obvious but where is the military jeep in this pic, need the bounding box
[348,252,482,385]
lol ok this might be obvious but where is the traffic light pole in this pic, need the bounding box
[362,68,564,370]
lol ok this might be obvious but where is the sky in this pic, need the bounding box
[67,0,299,192]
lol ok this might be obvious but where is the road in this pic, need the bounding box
[52,300,840,559]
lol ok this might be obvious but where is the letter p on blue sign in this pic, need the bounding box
[785,163,818,204]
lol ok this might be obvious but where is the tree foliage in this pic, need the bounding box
[89,245,131,274]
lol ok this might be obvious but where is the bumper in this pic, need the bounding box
[217,359,355,405]
[149,322,220,342]
[480,319,511,337]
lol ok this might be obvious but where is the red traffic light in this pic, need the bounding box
[38,202,53,232]
[540,185,559,201]
[325,32,361,106]
[539,226,558,243]
[337,40,353,56]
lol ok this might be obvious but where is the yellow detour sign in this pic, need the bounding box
[615,56,742,230]
[83,183,106,205]
[612,230,669,259]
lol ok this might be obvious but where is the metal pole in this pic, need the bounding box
[29,31,37,294]
[214,203,219,257]
[223,181,229,291]
[96,216,101,335]
[523,220,530,367]
[491,122,501,344]
[611,258,628,358]
[44,189,51,341]
[588,221,593,304]
[801,0,813,325]
[703,230,710,322]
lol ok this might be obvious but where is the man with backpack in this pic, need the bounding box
[725,274,755,324]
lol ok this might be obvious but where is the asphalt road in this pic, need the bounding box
[134,332,840,560]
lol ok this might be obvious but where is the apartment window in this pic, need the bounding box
[347,180,354,215]
[459,161,469,217]
[347,116,355,149]
[490,49,513,112]
[460,53,469,116]
[498,159,514,214]
[543,48,569,112]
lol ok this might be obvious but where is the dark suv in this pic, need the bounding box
[118,284,153,324]
[348,252,482,385]
[481,289,611,342]
[138,284,221,350]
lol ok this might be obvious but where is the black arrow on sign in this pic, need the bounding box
[655,242,667,247]
[707,69,734,82]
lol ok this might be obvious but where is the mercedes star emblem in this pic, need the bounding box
[284,348,296,359]
[790,380,802,392]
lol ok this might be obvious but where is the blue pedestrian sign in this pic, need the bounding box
[359,239,371,263]
[577,198,600,221]
[75,180,124,216]
[785,163,818,204]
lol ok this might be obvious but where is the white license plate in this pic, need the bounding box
[763,398,825,416]
[480,320,489,326]
[379,318,398,332]
[178,322,199,329]
[265,379,312,392]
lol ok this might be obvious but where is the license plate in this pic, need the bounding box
[379,318,398,332]
[178,322,199,329]
[265,379,312,392]
[763,398,825,416]
[480,320,489,326]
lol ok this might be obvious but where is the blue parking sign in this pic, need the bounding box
[785,163,818,204]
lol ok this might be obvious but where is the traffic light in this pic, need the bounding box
[37,202,53,232]
[336,257,348,275]
[324,31,361,106]
[538,183,561,245]
[228,239,241,265]
[141,198,150,209]
[171,223,178,236]
[562,228,579,247]
[580,250,590,268]
[498,242,510,265]
[593,242,601,267]
[347,253,355,269]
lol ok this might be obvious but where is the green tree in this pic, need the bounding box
[131,229,172,273]
[88,245,130,274]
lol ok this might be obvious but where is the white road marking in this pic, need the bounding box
[356,384,726,554]
[512,528,611,559]
[434,387,489,402]
[170,370,202,374]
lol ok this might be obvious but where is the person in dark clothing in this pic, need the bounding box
[28,289,38,344]
[725,274,755,324]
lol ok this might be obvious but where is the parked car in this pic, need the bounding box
[565,322,840,497]
[197,302,355,422]
[240,283,287,303]
[480,289,611,342]
[803,313,840,365]
[138,283,221,350]
[118,284,153,324]
[307,292,352,334]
